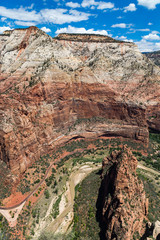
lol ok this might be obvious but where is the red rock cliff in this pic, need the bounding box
[100,148,148,240]
[0,27,159,177]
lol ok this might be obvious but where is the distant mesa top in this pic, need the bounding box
[54,32,128,43]
[0,26,131,43]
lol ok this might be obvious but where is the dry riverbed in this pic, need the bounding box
[32,162,101,239]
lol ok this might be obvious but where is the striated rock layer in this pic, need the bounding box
[100,148,148,240]
[0,26,160,177]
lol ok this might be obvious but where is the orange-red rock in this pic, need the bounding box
[101,147,148,240]
[0,27,159,178]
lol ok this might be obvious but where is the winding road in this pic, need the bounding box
[137,163,160,176]
[0,149,84,211]
[0,151,159,228]
[0,149,84,227]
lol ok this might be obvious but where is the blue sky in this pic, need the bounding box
[0,0,160,52]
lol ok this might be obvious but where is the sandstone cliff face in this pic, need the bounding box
[0,26,159,177]
[101,148,148,240]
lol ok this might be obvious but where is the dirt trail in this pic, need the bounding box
[0,149,84,227]
[137,163,160,175]
[0,202,26,227]
[1,151,158,230]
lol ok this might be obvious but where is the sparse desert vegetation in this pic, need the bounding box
[0,132,160,239]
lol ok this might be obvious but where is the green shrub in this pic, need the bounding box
[44,189,50,199]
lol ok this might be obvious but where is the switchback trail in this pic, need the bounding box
[137,163,160,176]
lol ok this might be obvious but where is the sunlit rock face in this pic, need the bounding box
[101,148,148,240]
[0,26,159,177]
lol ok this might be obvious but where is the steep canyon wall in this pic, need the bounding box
[0,27,160,177]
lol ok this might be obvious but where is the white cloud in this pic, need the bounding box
[112,23,126,28]
[26,4,34,10]
[41,26,51,32]
[152,30,159,34]
[81,0,114,9]
[137,0,160,9]
[131,28,150,32]
[97,2,114,9]
[148,22,153,25]
[56,25,109,36]
[66,2,80,8]
[124,3,137,12]
[115,35,133,42]
[143,32,160,40]
[127,28,151,34]
[0,6,41,22]
[81,0,96,8]
[135,39,160,52]
[14,21,36,26]
[1,17,6,22]
[135,31,160,52]
[0,26,12,34]
[112,8,119,11]
[0,6,90,25]
[41,9,90,24]
[111,23,132,28]
[117,36,127,40]
[137,28,150,32]
[156,42,160,48]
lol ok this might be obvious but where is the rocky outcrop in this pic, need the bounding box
[100,148,148,240]
[0,26,159,177]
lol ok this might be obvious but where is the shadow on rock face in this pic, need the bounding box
[95,168,106,240]
[157,233,160,240]
[140,223,154,240]
[96,179,107,240]
[95,163,117,240]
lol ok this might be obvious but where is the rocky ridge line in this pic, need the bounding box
[54,33,128,43]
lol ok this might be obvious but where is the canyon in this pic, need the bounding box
[0,26,160,179]
[0,26,160,239]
